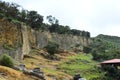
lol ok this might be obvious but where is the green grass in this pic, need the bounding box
[59,53,102,80]
[24,51,104,79]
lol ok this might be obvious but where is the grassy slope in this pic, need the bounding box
[23,50,102,80]
[0,50,102,80]
[23,50,74,80]
[59,53,102,80]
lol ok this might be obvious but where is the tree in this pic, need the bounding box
[48,24,59,33]
[0,1,21,21]
[57,25,70,34]
[46,15,59,25]
[46,15,60,33]
[0,1,8,14]
[27,10,43,29]
[18,9,28,22]
[70,29,81,36]
[6,3,20,18]
[102,65,120,80]
[86,32,90,38]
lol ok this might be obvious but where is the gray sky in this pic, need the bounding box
[4,0,120,37]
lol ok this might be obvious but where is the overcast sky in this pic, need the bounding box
[4,0,120,37]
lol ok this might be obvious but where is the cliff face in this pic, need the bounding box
[0,19,22,60]
[0,19,91,59]
[21,24,31,59]
[29,30,91,49]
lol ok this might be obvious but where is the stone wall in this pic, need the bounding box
[29,30,91,50]
[0,19,22,60]
[0,19,91,59]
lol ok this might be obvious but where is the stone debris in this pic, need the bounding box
[0,73,7,76]
[14,64,46,80]
[73,74,86,80]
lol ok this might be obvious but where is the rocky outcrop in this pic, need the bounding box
[29,31,91,50]
[21,23,30,59]
[0,19,22,60]
[0,19,91,59]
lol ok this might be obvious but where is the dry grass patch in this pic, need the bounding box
[0,65,43,80]
[0,65,22,80]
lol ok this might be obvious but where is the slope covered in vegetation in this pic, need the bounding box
[90,34,120,61]
[89,34,120,80]
[22,50,102,80]
[96,34,120,49]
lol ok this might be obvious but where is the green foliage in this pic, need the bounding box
[83,46,91,54]
[0,54,14,67]
[18,9,28,22]
[26,10,43,29]
[102,65,120,80]
[0,1,20,19]
[70,29,90,37]
[40,23,49,31]
[48,24,59,33]
[45,41,59,55]
[59,54,102,80]
[46,15,59,25]
[97,34,120,49]
[90,36,120,61]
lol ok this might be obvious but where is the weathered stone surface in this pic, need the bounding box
[0,19,91,59]
[29,31,91,50]
[0,19,22,60]
[21,23,30,59]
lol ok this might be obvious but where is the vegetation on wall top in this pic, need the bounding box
[0,0,90,38]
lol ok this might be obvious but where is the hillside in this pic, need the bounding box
[96,34,120,49]
[22,50,101,80]
[97,34,120,43]
[90,34,120,61]
[0,50,102,80]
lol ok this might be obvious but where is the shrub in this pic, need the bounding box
[83,46,91,54]
[102,65,120,80]
[45,41,59,55]
[0,54,14,67]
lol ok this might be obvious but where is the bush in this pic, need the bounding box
[45,41,59,55]
[0,54,14,67]
[83,46,91,54]
[102,65,120,80]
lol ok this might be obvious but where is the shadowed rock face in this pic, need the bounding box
[0,19,91,59]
